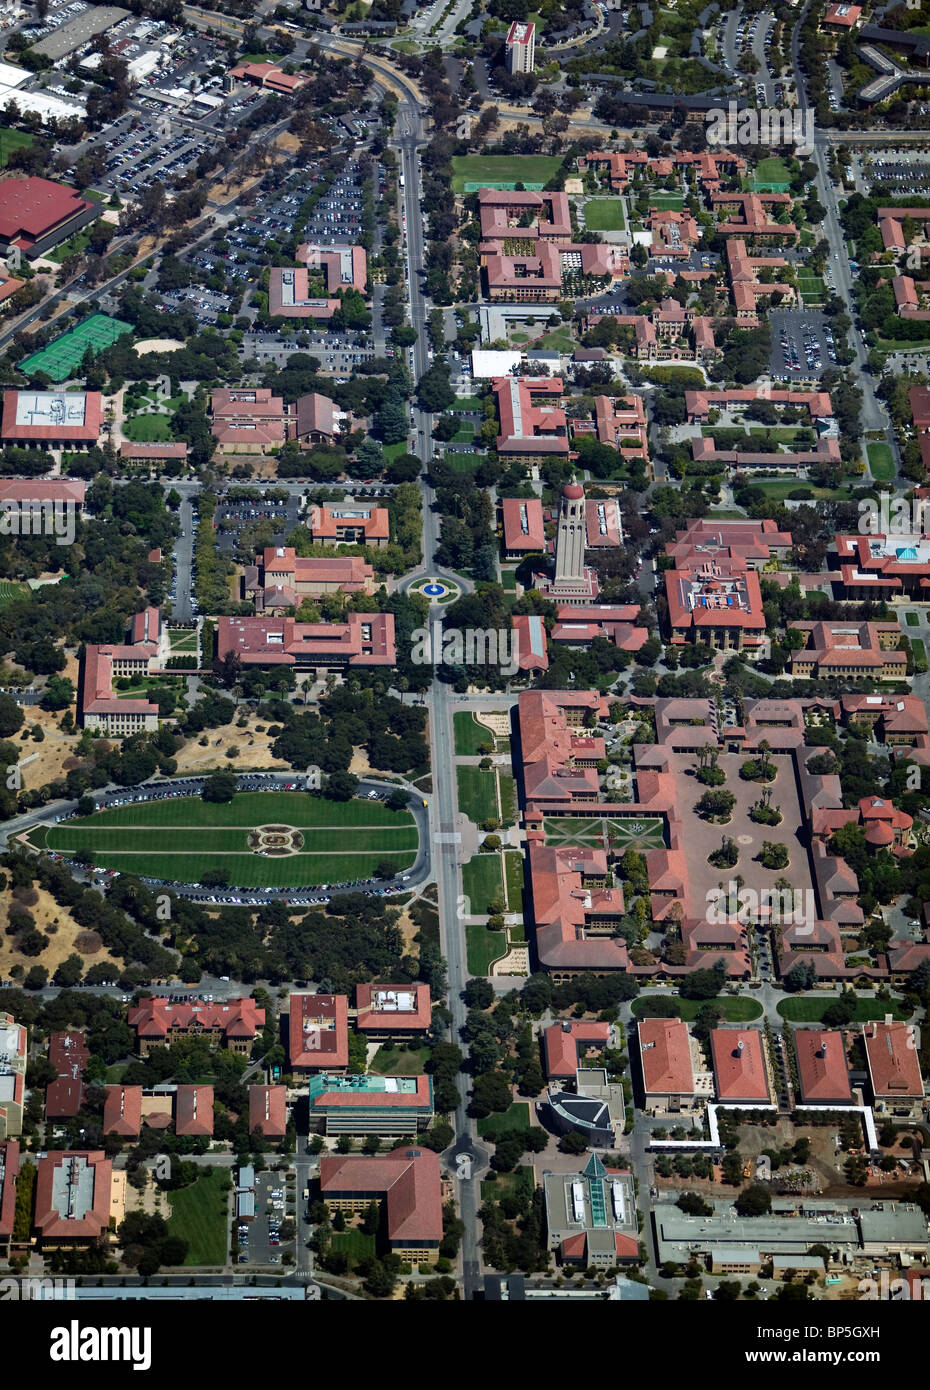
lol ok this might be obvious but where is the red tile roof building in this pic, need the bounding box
[0,1140,19,1251]
[307,1073,434,1136]
[0,176,96,256]
[46,1031,89,1119]
[244,547,375,610]
[80,606,165,736]
[354,983,431,1037]
[592,394,649,461]
[822,2,862,24]
[712,191,797,243]
[128,997,265,1057]
[543,1020,612,1079]
[835,531,930,599]
[789,621,906,679]
[34,1150,112,1245]
[229,61,309,93]
[637,1018,698,1108]
[1,390,102,446]
[216,611,396,669]
[863,1021,925,1116]
[501,496,546,557]
[685,387,833,423]
[307,503,389,549]
[794,1029,852,1104]
[288,993,349,1071]
[665,552,767,653]
[511,612,550,672]
[492,375,569,464]
[664,518,793,569]
[0,477,85,509]
[725,239,796,321]
[645,206,699,257]
[710,1029,771,1104]
[549,604,648,654]
[478,188,572,243]
[120,442,189,465]
[102,1084,143,1138]
[578,149,745,194]
[210,387,287,452]
[319,1147,443,1262]
[248,1084,288,1138]
[175,1084,214,1138]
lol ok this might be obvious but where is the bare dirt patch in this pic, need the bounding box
[0,884,120,978]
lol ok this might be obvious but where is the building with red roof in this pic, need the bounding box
[354,984,431,1039]
[0,477,85,510]
[665,553,767,654]
[175,1084,214,1138]
[543,1020,612,1080]
[505,19,535,72]
[789,621,906,680]
[591,394,649,461]
[710,1029,771,1104]
[308,503,389,549]
[637,1017,700,1112]
[80,606,165,736]
[822,3,862,26]
[128,998,265,1057]
[228,61,309,94]
[248,1084,288,1138]
[501,496,546,557]
[835,531,930,600]
[307,1073,434,1137]
[864,1021,925,1118]
[288,993,349,1072]
[492,376,569,465]
[544,1153,638,1269]
[46,1031,89,1120]
[210,387,287,452]
[34,1150,112,1246]
[0,1012,26,1140]
[0,176,97,258]
[549,604,648,656]
[794,1030,852,1104]
[0,1140,19,1255]
[712,191,797,243]
[664,517,793,569]
[319,1147,443,1263]
[244,547,374,611]
[1,390,102,447]
[215,611,396,669]
[102,1085,143,1139]
[511,612,549,672]
[120,442,189,466]
[478,188,570,243]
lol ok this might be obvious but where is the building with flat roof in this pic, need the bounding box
[248,1084,288,1138]
[1,390,102,447]
[0,1013,25,1140]
[307,1073,434,1136]
[34,1151,113,1246]
[0,176,97,258]
[288,993,349,1072]
[319,1146,444,1263]
[863,1021,925,1119]
[354,984,431,1038]
[544,1153,639,1268]
[505,19,535,72]
[215,612,396,669]
[709,1028,771,1104]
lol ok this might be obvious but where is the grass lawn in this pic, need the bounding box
[455,395,486,411]
[481,1164,534,1201]
[648,193,685,211]
[456,765,499,824]
[755,155,792,184]
[453,711,498,755]
[47,225,94,264]
[538,328,575,352]
[369,1045,431,1075]
[910,637,928,671]
[0,580,27,609]
[906,611,921,627]
[451,154,562,193]
[329,1228,376,1263]
[442,453,482,474]
[168,628,198,652]
[477,1102,531,1138]
[382,440,408,461]
[123,413,175,443]
[0,126,35,168]
[47,791,418,888]
[632,995,764,1022]
[503,850,524,914]
[466,923,506,975]
[462,852,504,913]
[777,997,909,1023]
[451,424,474,443]
[166,1168,230,1265]
[500,568,517,591]
[876,337,930,352]
[584,198,626,230]
[754,478,852,503]
[866,441,895,482]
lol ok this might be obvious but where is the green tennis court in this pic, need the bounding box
[19,313,133,383]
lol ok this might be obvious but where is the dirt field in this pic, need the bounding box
[172,714,290,774]
[0,883,120,978]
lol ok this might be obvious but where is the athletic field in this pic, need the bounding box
[19,313,133,384]
[46,792,419,888]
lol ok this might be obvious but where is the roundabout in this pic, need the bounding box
[409,575,460,605]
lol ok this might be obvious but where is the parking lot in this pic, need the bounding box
[860,155,930,195]
[238,1169,298,1270]
[768,308,837,380]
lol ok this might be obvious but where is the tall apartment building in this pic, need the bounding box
[506,19,535,72]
